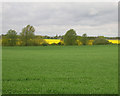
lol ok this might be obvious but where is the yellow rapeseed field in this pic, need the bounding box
[108,40,120,44]
[44,39,120,45]
[44,39,61,44]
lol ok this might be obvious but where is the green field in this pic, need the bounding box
[2,45,118,94]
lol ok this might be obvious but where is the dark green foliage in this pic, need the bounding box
[58,42,63,45]
[4,29,17,46]
[43,35,63,39]
[93,37,111,45]
[77,36,82,40]
[20,25,35,46]
[32,37,47,46]
[87,36,97,40]
[42,43,48,46]
[80,33,88,45]
[54,35,58,39]
[64,29,77,45]
[51,43,57,45]
[43,35,51,39]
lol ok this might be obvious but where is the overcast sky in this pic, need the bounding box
[2,2,118,37]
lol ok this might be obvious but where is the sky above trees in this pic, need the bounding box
[2,2,118,37]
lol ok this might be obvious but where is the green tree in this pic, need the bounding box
[20,25,35,46]
[64,29,77,45]
[6,29,17,46]
[80,33,88,45]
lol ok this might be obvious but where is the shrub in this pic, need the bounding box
[42,43,48,46]
[51,43,57,45]
[32,38,47,46]
[58,42,64,45]
[93,37,111,45]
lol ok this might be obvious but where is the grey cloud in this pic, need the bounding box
[2,2,118,37]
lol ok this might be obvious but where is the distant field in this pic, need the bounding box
[2,45,118,94]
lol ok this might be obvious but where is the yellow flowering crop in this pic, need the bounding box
[44,39,61,44]
[108,40,120,44]
[44,39,120,45]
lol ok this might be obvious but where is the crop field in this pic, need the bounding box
[2,45,118,94]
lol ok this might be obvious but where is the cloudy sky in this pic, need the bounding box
[2,2,118,37]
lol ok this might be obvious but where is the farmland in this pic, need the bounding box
[2,45,118,94]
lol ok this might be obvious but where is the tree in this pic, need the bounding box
[20,25,35,46]
[80,33,88,45]
[64,29,77,45]
[6,29,17,46]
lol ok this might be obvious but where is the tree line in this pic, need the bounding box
[1,25,115,46]
[64,29,112,45]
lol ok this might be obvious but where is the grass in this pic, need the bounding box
[2,45,118,94]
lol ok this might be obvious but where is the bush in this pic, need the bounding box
[51,43,57,45]
[42,43,48,46]
[32,38,47,46]
[93,38,111,45]
[57,42,64,45]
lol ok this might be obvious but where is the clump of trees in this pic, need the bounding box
[2,29,17,46]
[63,31,89,45]
[2,25,47,46]
[80,33,88,45]
[64,29,77,45]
